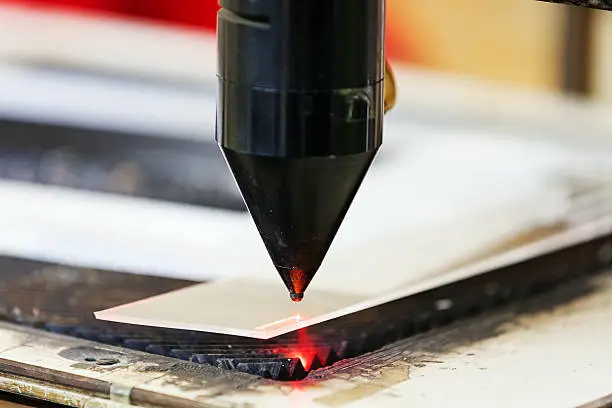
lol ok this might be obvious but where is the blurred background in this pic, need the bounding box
[0,0,607,94]
[1,0,612,281]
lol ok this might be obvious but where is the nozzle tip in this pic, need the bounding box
[290,292,304,302]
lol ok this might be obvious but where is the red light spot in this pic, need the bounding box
[294,350,316,371]
[284,327,317,371]
[289,382,307,408]
[291,381,305,391]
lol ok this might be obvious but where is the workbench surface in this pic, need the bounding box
[2,271,612,407]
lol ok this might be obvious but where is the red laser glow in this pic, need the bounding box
[288,325,317,371]
[289,383,307,408]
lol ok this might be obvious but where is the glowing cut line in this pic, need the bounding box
[255,314,302,330]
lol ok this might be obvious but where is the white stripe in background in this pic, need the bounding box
[0,180,266,281]
[0,65,217,140]
[0,122,599,283]
[0,5,217,83]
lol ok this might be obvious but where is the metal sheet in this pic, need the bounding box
[95,184,602,339]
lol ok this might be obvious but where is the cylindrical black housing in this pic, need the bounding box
[216,0,385,158]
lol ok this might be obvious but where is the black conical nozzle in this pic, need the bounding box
[222,148,377,300]
[216,0,385,300]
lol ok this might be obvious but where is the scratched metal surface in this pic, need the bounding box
[539,0,612,10]
[2,271,612,407]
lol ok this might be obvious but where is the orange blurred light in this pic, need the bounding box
[293,350,316,371]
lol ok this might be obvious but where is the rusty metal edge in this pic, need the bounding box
[0,323,259,408]
[0,372,125,408]
[0,357,111,397]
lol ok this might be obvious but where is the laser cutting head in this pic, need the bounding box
[216,0,396,301]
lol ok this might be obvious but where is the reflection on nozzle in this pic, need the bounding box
[281,268,312,302]
[290,292,304,302]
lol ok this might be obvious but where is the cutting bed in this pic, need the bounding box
[1,228,610,382]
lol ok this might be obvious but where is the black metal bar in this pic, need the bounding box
[561,5,593,95]
[539,1,612,11]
